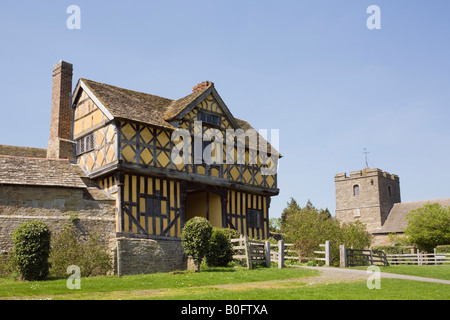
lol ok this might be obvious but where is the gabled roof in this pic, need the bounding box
[74,79,243,131]
[78,79,176,130]
[73,79,280,156]
[373,198,450,234]
[0,155,86,188]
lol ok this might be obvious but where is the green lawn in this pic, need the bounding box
[0,266,318,299]
[352,265,450,281]
[144,279,450,300]
[0,265,449,300]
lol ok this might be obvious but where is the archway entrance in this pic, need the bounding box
[184,183,225,228]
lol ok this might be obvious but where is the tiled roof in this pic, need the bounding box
[79,79,280,156]
[0,155,86,188]
[0,145,47,158]
[374,198,450,234]
[81,79,210,130]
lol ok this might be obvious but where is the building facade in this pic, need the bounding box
[0,60,280,274]
[335,167,450,246]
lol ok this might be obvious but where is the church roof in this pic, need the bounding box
[373,198,450,234]
[0,155,87,189]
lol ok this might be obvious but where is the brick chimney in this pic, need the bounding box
[46,60,75,160]
[192,81,213,93]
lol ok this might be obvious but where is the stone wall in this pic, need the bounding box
[335,168,401,231]
[116,237,187,275]
[0,184,116,253]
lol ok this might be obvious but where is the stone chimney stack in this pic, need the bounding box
[46,60,75,160]
[192,81,213,93]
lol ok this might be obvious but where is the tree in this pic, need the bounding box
[181,217,213,272]
[283,199,372,266]
[404,203,450,252]
[13,220,51,281]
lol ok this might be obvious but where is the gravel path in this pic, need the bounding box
[295,266,450,285]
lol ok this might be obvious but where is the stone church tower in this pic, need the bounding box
[335,168,401,232]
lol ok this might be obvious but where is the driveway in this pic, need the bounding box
[296,266,450,285]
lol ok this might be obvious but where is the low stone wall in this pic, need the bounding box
[116,237,187,275]
[0,184,116,253]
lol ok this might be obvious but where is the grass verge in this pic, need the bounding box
[0,266,318,299]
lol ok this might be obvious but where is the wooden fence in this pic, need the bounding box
[387,250,450,265]
[231,236,271,269]
[339,245,389,267]
[231,236,331,269]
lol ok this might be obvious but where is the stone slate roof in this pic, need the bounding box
[81,78,209,130]
[79,79,280,156]
[0,145,47,158]
[374,198,450,234]
[0,155,86,189]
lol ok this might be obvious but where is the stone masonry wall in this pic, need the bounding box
[335,168,400,232]
[116,237,187,275]
[0,185,116,253]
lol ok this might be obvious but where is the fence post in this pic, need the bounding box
[244,235,252,270]
[278,240,284,269]
[264,241,271,268]
[325,240,331,266]
[417,250,421,266]
[369,249,374,265]
[434,248,437,265]
[340,244,347,268]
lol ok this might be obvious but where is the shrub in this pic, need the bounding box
[206,228,235,267]
[372,246,412,255]
[13,220,51,281]
[436,245,450,253]
[0,252,18,279]
[49,225,112,277]
[405,203,450,252]
[181,217,213,272]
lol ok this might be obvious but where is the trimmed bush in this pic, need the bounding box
[181,217,213,272]
[206,228,236,267]
[13,220,51,281]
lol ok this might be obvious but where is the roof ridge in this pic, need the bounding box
[80,78,174,102]
[0,154,69,161]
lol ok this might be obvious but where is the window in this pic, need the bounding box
[145,191,161,217]
[198,111,220,126]
[247,209,263,229]
[353,185,360,196]
[76,133,95,155]
[388,186,392,197]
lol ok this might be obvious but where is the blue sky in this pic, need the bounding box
[1,1,449,219]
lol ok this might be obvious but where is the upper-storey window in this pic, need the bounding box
[76,133,95,156]
[353,184,360,196]
[198,111,220,126]
[388,186,392,197]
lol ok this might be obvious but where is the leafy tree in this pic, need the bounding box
[280,198,301,230]
[269,218,282,233]
[404,203,450,252]
[13,221,51,281]
[181,217,213,272]
[283,199,372,266]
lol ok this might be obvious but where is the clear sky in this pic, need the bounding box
[1,1,449,219]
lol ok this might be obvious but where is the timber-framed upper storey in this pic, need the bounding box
[71,79,280,240]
